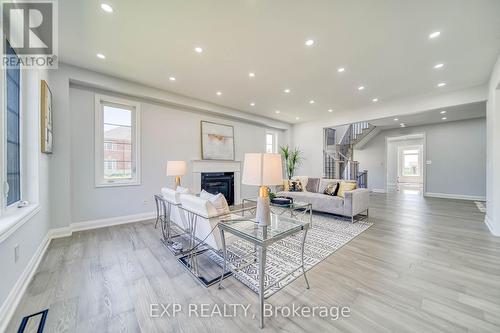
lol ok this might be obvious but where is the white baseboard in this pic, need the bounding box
[485,215,500,237]
[0,211,155,330]
[0,233,51,333]
[424,192,486,201]
[371,189,387,193]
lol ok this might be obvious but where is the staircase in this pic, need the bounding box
[323,121,374,187]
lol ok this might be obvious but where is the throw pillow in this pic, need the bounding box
[290,180,303,192]
[306,177,320,192]
[176,186,190,194]
[283,179,290,191]
[323,182,339,196]
[200,190,230,214]
[337,182,357,198]
[292,176,308,191]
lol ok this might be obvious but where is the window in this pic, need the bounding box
[4,40,21,207]
[95,94,141,187]
[266,132,276,153]
[402,149,420,176]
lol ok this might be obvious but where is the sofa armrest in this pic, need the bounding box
[343,188,369,216]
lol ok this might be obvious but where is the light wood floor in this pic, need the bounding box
[7,193,500,332]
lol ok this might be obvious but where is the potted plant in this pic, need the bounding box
[279,145,303,180]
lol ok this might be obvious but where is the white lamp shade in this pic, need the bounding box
[242,153,283,186]
[166,161,187,176]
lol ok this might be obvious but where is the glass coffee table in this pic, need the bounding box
[242,197,313,226]
[217,214,310,329]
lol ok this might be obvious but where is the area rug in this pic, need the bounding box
[209,213,372,298]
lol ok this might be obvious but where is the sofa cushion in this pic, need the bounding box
[292,176,308,191]
[323,182,339,195]
[200,190,230,215]
[306,177,320,192]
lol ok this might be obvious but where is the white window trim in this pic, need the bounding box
[94,94,141,188]
[1,43,23,215]
[266,131,278,153]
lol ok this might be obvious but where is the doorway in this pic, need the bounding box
[386,134,425,195]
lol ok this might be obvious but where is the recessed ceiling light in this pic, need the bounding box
[429,31,441,39]
[400,123,406,127]
[216,91,222,96]
[248,72,255,78]
[440,110,447,114]
[250,102,255,106]
[358,86,365,91]
[437,82,446,87]
[305,39,314,46]
[309,100,315,104]
[442,117,447,120]
[434,63,444,69]
[96,53,106,59]
[169,76,176,81]
[284,89,291,93]
[337,67,345,73]
[372,98,379,102]
[100,3,113,13]
[296,116,300,120]
[275,110,280,114]
[394,118,399,121]
[328,109,333,113]
[194,47,203,53]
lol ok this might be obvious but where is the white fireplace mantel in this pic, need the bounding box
[191,160,242,204]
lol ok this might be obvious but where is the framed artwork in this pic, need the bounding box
[40,80,53,153]
[201,121,235,160]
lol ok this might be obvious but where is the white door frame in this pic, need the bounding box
[385,133,426,193]
[397,144,423,184]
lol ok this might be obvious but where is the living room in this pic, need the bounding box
[1,1,500,332]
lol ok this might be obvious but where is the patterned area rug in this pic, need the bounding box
[209,213,372,298]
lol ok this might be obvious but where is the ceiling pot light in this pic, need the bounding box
[429,31,441,39]
[216,91,222,96]
[305,39,314,46]
[248,72,255,77]
[96,53,106,59]
[284,89,291,93]
[169,76,176,81]
[309,100,315,104]
[442,117,447,120]
[337,67,345,73]
[296,116,300,120]
[358,86,365,91]
[101,3,113,13]
[275,110,280,114]
[434,63,444,69]
[328,109,333,113]
[437,82,446,87]
[372,98,379,102]
[440,110,447,114]
[250,102,255,106]
[194,47,203,53]
[394,118,399,121]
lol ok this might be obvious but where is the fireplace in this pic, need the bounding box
[201,172,235,206]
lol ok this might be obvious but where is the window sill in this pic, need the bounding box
[95,180,141,188]
[0,204,41,244]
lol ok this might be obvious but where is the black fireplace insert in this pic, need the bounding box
[200,172,235,206]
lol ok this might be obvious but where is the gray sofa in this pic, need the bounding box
[277,178,369,222]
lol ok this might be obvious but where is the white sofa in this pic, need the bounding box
[161,187,189,230]
[277,178,369,221]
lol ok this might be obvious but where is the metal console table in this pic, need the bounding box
[218,214,310,328]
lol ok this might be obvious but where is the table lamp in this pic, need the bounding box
[242,153,283,226]
[166,161,187,188]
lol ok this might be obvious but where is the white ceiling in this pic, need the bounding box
[368,101,486,129]
[58,0,500,123]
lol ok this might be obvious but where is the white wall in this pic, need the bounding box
[0,68,52,316]
[70,85,288,223]
[486,54,500,236]
[354,118,486,198]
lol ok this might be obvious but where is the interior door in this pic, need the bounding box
[397,145,423,184]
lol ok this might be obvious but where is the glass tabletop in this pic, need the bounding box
[243,197,310,209]
[219,214,309,245]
